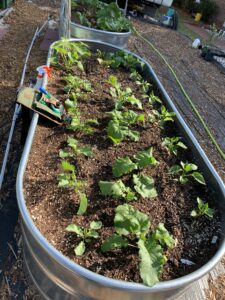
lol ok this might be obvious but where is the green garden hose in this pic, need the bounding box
[133,26,225,161]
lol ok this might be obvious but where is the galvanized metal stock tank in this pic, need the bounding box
[17,40,225,300]
[60,0,131,48]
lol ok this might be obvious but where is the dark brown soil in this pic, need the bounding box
[23,50,222,284]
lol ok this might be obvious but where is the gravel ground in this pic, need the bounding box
[0,4,225,299]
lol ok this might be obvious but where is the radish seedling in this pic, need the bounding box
[162,137,187,156]
[66,221,102,255]
[59,137,93,158]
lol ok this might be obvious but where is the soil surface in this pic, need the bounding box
[23,49,221,283]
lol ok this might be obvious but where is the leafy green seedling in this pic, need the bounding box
[67,113,98,134]
[107,75,142,110]
[147,91,162,106]
[101,204,174,287]
[130,71,151,94]
[51,39,90,71]
[152,223,175,248]
[59,137,93,158]
[57,160,84,190]
[169,161,206,185]
[99,180,136,201]
[63,74,92,94]
[133,148,158,168]
[66,221,102,255]
[133,174,158,198]
[112,157,138,177]
[106,109,144,144]
[191,197,214,219]
[149,105,176,127]
[162,137,187,156]
[77,192,88,215]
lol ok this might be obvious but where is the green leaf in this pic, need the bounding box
[90,221,102,230]
[57,174,70,187]
[138,238,166,287]
[86,230,99,239]
[153,223,175,248]
[125,129,140,142]
[75,241,85,256]
[191,172,206,185]
[181,162,198,172]
[112,157,138,177]
[77,192,88,215]
[99,180,128,199]
[59,149,71,158]
[101,234,128,252]
[133,148,158,168]
[61,160,75,173]
[79,146,93,157]
[107,120,123,144]
[66,224,84,237]
[133,174,157,198]
[115,204,150,237]
[169,165,182,174]
[179,175,188,185]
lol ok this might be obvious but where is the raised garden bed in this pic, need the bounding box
[17,39,225,299]
[68,0,131,48]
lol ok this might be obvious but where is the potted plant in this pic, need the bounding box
[60,0,132,48]
[17,39,225,299]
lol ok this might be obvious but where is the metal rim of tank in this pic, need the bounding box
[17,38,225,293]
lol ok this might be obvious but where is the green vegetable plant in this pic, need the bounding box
[107,75,142,110]
[106,109,144,144]
[162,137,187,156]
[99,180,136,201]
[66,221,102,255]
[67,112,98,134]
[191,197,214,219]
[101,204,175,286]
[112,148,158,178]
[133,174,157,198]
[59,137,93,158]
[51,38,90,71]
[57,161,88,215]
[74,11,91,27]
[169,161,206,185]
[97,50,145,70]
[149,105,176,127]
[63,74,92,95]
[130,70,151,94]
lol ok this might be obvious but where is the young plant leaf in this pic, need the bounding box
[191,197,214,219]
[99,180,128,199]
[114,204,150,238]
[153,223,175,248]
[133,174,157,198]
[101,234,128,252]
[90,221,103,230]
[77,192,88,215]
[138,238,166,287]
[75,241,86,256]
[66,224,84,237]
[191,172,206,185]
[112,157,138,178]
[133,148,158,168]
